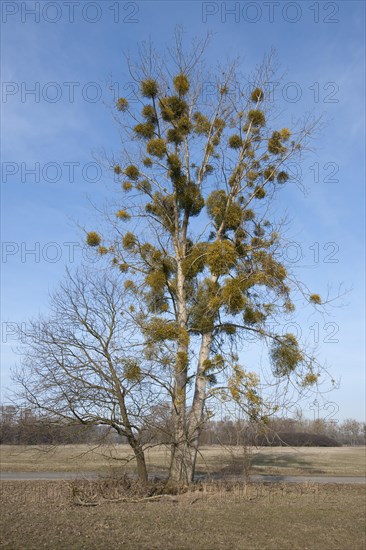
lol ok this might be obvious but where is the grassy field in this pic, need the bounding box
[1,480,365,549]
[1,444,365,477]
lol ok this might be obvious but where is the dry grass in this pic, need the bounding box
[1,444,365,477]
[207,445,366,477]
[1,479,365,549]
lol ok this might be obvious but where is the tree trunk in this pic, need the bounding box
[168,439,192,484]
[168,254,190,484]
[114,386,148,484]
[132,443,148,484]
[168,363,191,483]
[187,332,213,481]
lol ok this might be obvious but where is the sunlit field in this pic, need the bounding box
[1,444,365,477]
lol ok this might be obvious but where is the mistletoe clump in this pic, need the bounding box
[250,87,264,102]
[125,165,140,180]
[247,109,266,127]
[144,318,179,342]
[141,78,159,98]
[116,97,128,112]
[134,122,155,140]
[173,74,190,95]
[206,241,238,276]
[86,232,101,247]
[309,293,322,305]
[147,138,167,158]
[271,334,304,377]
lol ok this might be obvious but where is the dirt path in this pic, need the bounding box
[1,471,365,484]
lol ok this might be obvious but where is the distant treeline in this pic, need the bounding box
[199,417,365,447]
[1,405,365,446]
[0,406,104,445]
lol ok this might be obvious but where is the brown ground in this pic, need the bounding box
[1,480,365,549]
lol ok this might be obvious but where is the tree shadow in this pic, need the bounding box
[203,450,326,478]
[251,452,325,473]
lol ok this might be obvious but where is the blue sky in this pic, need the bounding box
[1,0,365,421]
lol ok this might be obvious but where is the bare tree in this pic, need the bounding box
[339,419,363,446]
[12,268,170,484]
